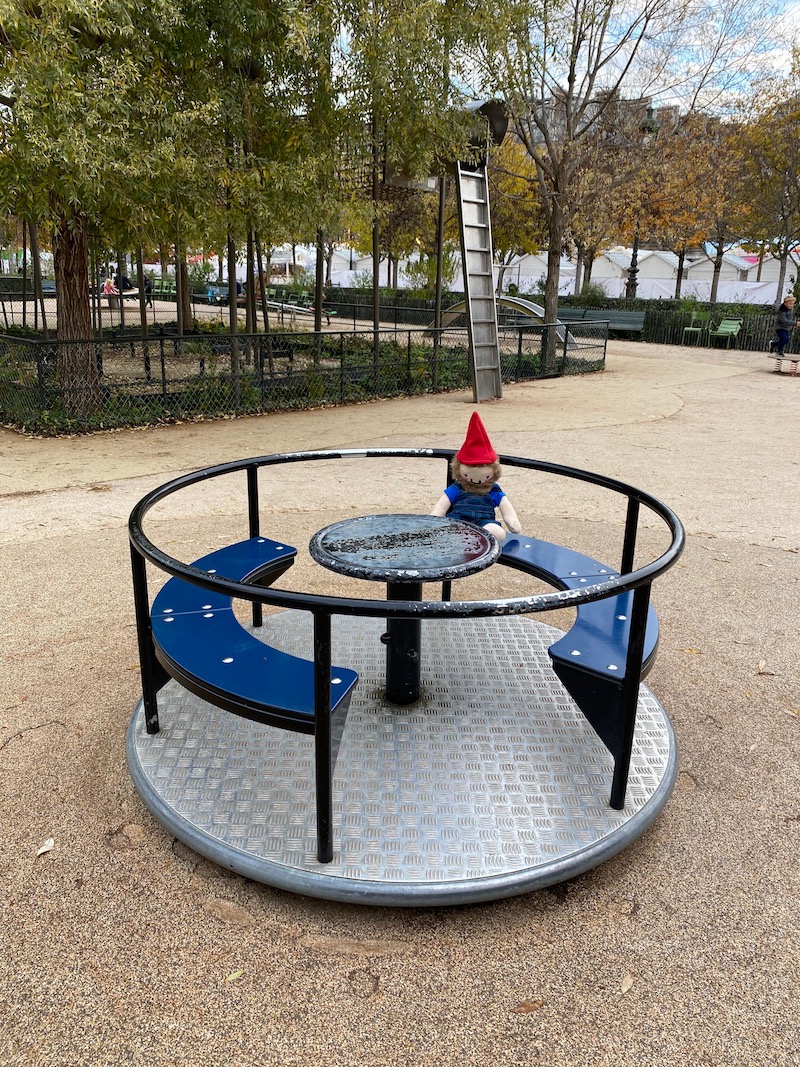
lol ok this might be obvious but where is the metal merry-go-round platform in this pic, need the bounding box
[127,448,685,907]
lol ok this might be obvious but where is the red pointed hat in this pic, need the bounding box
[456,411,498,465]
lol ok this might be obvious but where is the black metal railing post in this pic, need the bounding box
[621,497,640,574]
[246,464,262,627]
[610,581,652,809]
[313,611,334,863]
[129,544,162,734]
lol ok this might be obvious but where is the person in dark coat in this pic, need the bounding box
[769,294,796,357]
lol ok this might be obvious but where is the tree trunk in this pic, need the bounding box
[21,219,27,329]
[245,230,255,367]
[543,197,565,371]
[776,252,788,303]
[709,243,724,305]
[674,247,685,298]
[227,229,240,408]
[179,255,191,331]
[29,223,49,338]
[136,247,148,339]
[574,243,584,295]
[254,233,273,377]
[495,256,507,295]
[372,117,381,378]
[314,229,324,361]
[52,212,99,418]
[254,233,271,335]
[116,250,126,329]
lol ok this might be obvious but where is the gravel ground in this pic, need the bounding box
[0,340,798,1067]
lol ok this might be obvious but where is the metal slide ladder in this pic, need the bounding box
[454,160,502,402]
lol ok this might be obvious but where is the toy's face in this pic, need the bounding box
[459,463,495,488]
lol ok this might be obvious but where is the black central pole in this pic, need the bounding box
[383,582,422,705]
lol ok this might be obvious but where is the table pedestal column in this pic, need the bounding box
[383,581,422,705]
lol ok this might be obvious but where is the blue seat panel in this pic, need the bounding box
[502,536,619,584]
[152,603,357,723]
[150,535,357,727]
[151,536,296,616]
[191,536,296,584]
[501,535,659,683]
[549,589,659,679]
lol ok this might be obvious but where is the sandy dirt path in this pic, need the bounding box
[1,340,798,1067]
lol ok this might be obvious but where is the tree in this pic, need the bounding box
[740,65,800,302]
[487,139,546,293]
[462,0,778,340]
[0,0,184,413]
[687,117,751,303]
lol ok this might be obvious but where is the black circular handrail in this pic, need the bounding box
[128,448,685,618]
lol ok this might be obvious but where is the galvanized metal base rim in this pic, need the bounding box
[127,709,677,906]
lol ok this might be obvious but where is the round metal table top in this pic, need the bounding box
[309,513,501,584]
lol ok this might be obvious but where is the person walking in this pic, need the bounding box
[769,293,796,370]
[144,276,153,308]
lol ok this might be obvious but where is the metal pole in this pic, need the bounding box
[610,582,651,808]
[129,544,161,734]
[313,612,334,863]
[246,465,262,628]
[621,498,640,574]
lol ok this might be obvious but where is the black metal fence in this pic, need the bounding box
[0,321,606,434]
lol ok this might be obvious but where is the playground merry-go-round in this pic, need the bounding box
[127,443,684,907]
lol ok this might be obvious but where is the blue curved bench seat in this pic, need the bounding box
[501,535,660,807]
[149,537,358,732]
[139,535,358,863]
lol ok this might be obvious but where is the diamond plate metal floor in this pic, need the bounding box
[127,613,677,906]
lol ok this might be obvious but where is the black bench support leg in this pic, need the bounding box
[610,582,651,809]
[313,612,334,863]
[129,544,164,734]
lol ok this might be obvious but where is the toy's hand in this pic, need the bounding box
[499,497,522,533]
[431,492,451,518]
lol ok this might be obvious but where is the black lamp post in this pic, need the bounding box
[626,215,641,299]
[625,107,659,301]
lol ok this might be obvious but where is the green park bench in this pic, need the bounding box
[708,318,742,348]
[556,307,646,337]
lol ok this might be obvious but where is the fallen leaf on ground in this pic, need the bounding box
[511,999,544,1013]
[36,838,54,856]
[681,648,703,654]
[621,973,635,994]
[225,970,244,983]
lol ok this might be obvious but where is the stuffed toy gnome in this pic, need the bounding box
[431,412,521,543]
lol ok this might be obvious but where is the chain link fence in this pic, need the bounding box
[0,321,607,434]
